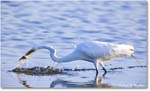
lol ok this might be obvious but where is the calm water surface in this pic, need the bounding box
[1,1,147,88]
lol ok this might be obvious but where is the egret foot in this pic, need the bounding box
[102,67,107,76]
[103,68,107,73]
[96,69,98,75]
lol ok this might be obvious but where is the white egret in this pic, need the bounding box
[17,41,134,74]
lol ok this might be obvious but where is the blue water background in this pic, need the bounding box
[1,1,147,88]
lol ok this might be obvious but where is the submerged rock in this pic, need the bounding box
[128,65,146,69]
[109,67,124,70]
[10,66,63,75]
[10,66,98,75]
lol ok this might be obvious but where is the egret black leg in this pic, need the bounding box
[102,67,107,73]
[96,68,98,75]
[100,62,107,74]
[94,62,99,75]
[102,67,107,76]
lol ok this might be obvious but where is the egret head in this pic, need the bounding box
[17,46,56,68]
[18,46,55,61]
[19,49,35,61]
[111,44,134,58]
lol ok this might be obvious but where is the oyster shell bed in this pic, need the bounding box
[10,66,96,75]
[10,66,63,75]
[10,65,146,75]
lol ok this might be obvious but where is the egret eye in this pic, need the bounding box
[130,49,134,51]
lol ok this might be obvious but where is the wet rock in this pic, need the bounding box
[109,67,124,70]
[128,65,146,69]
[63,68,95,71]
[10,67,101,75]
[10,66,63,75]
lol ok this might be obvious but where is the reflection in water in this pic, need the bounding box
[50,73,111,88]
[17,74,31,88]
[16,72,111,88]
[95,74,111,88]
[15,65,146,88]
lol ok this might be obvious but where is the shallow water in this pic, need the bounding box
[1,1,147,88]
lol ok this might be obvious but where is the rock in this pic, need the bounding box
[10,66,63,75]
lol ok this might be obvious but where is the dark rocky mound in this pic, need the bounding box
[10,66,63,75]
[10,66,97,75]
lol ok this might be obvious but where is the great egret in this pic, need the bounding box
[17,41,134,74]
